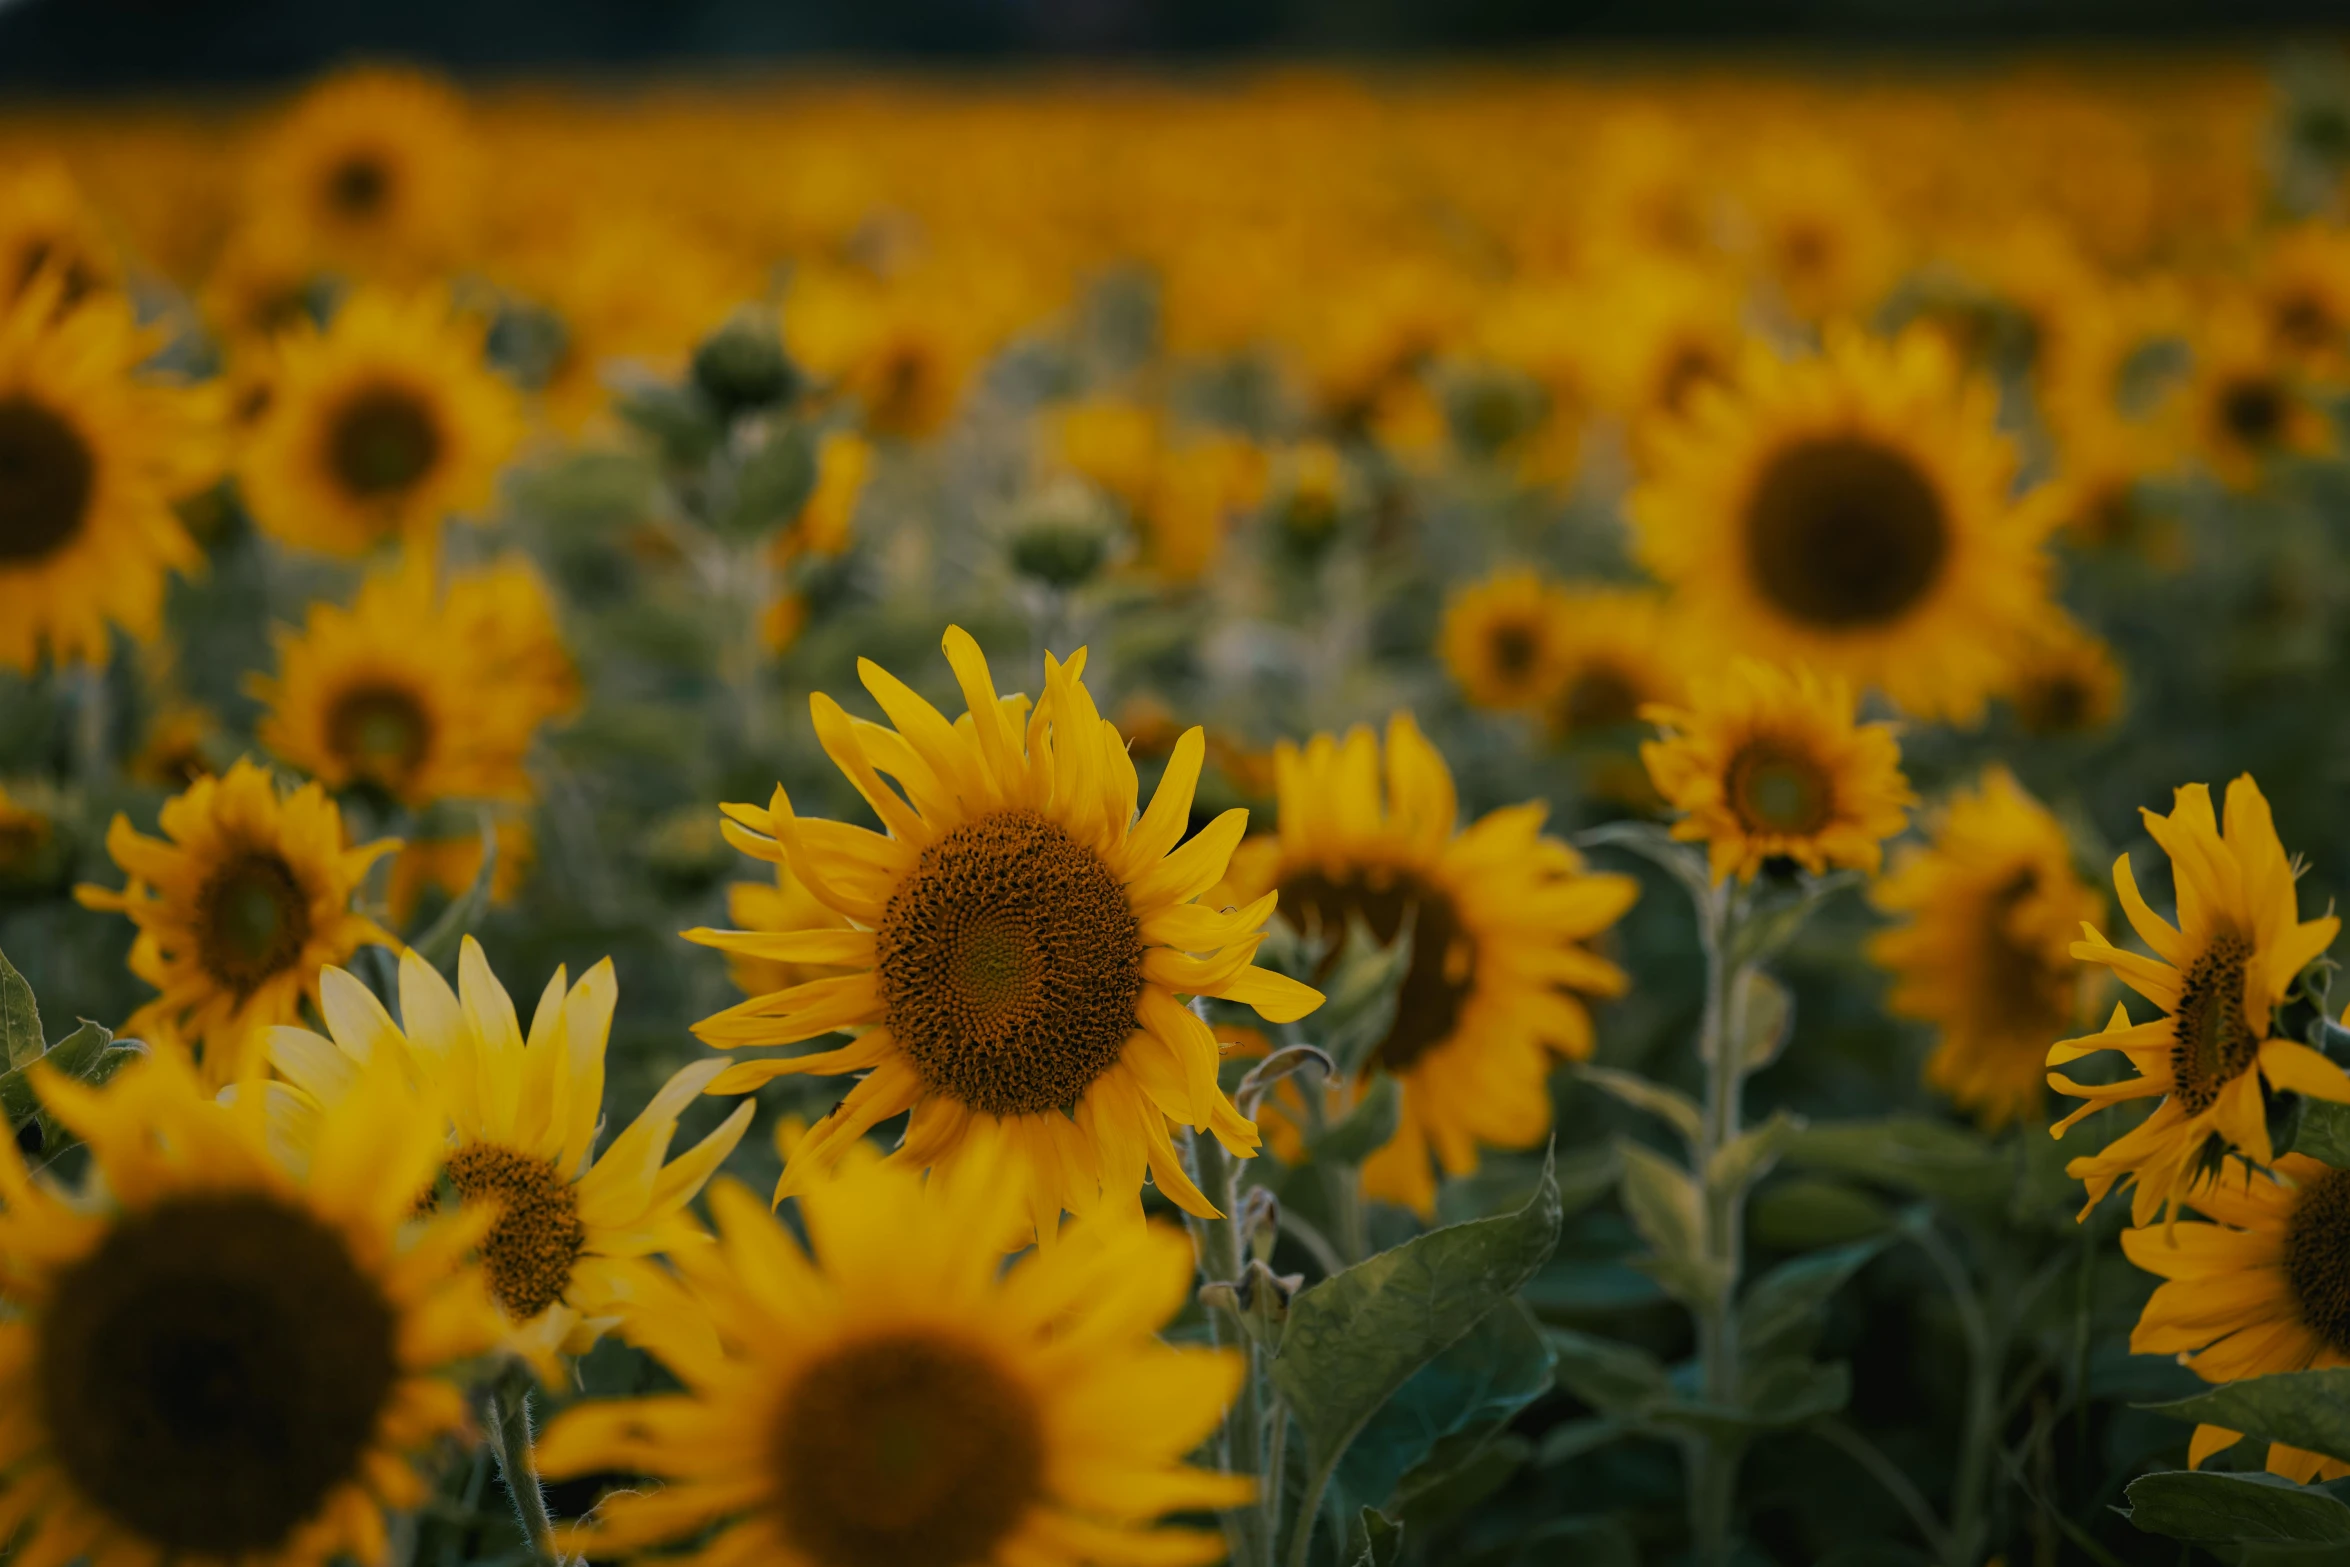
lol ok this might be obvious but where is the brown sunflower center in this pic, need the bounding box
[194,850,314,996]
[38,1192,399,1557]
[1487,620,1540,682]
[2287,1168,2350,1357]
[1561,662,1643,733]
[444,1143,585,1321]
[2170,931,2260,1114]
[327,384,442,498]
[1744,434,1950,630]
[325,153,391,219]
[0,395,96,566]
[326,682,433,787]
[2218,378,2287,447]
[877,808,1144,1118]
[1276,866,1476,1073]
[772,1329,1045,1567]
[1725,738,1834,838]
[1658,342,1727,417]
[2015,669,2095,735]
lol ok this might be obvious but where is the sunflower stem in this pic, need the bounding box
[1689,874,1744,1567]
[1183,1126,1270,1567]
[484,1366,563,1565]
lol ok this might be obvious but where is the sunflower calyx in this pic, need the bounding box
[1199,1257,1305,1338]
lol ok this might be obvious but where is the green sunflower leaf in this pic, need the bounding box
[2143,1368,2350,1467]
[1311,1072,1402,1167]
[2123,1469,2350,1548]
[1334,1300,1552,1516]
[2290,1099,2350,1167]
[0,946,42,1069]
[1349,1507,1403,1567]
[1739,1236,1888,1363]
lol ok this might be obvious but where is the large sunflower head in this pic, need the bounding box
[1218,713,1638,1216]
[264,937,753,1373]
[687,626,1322,1237]
[536,1149,1248,1567]
[241,287,523,556]
[0,274,218,672]
[1869,766,2105,1129]
[1439,569,1571,714]
[1640,657,1914,884]
[1543,586,1690,742]
[75,757,397,1089]
[2122,1154,2350,1484]
[0,1043,497,1567]
[1631,325,2057,722]
[2049,775,2348,1225]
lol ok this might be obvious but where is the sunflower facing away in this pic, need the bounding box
[1218,713,1639,1216]
[76,757,396,1088]
[0,1043,497,1567]
[1631,324,2057,722]
[689,627,1322,1235]
[264,938,753,1372]
[1641,658,1914,883]
[1439,569,1571,714]
[2047,776,2349,1225]
[0,272,218,672]
[534,1149,1249,1567]
[241,287,523,556]
[1869,766,2104,1129]
[2122,1153,2350,1483]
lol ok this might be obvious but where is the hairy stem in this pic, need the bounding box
[1185,1128,1268,1567]
[484,1367,562,1564]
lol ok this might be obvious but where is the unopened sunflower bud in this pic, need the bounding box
[1007,477,1118,589]
[692,310,801,418]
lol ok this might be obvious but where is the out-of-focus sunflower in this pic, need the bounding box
[1739,141,1900,323]
[1543,586,1689,742]
[241,66,483,280]
[1299,256,1474,427]
[1632,326,2056,722]
[1641,657,1913,883]
[75,757,396,1088]
[0,158,120,310]
[789,430,872,559]
[1870,766,2104,1129]
[1048,400,1263,581]
[2187,303,2332,490]
[264,939,752,1372]
[2004,612,2126,736]
[0,778,65,892]
[788,264,993,440]
[0,1045,496,1567]
[2252,223,2350,377]
[200,215,321,351]
[1591,261,1749,450]
[2044,411,2181,563]
[241,287,523,556]
[1220,714,1638,1216]
[1440,569,1570,713]
[536,1152,1248,1567]
[2049,776,2348,1225]
[2121,1153,2350,1483]
[687,627,1321,1236]
[0,275,217,672]
[133,701,222,790]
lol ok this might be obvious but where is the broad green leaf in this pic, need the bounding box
[1650,1357,1852,1442]
[1333,1298,1553,1507]
[1349,1508,1402,1567]
[2124,1469,2350,1547]
[615,382,722,468]
[2292,1100,2350,1167]
[0,1021,140,1168]
[1783,1117,2007,1207]
[1391,1431,1528,1537]
[1751,1176,1897,1250]
[1313,1073,1402,1167]
[1739,1237,1888,1362]
[1619,1142,1716,1307]
[1578,1065,1701,1146]
[721,422,818,539]
[1707,1109,1801,1197]
[2146,1369,2350,1466]
[1733,968,1794,1070]
[0,947,42,1069]
[1545,1327,1669,1417]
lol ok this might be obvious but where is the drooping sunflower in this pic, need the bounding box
[0,273,218,672]
[536,1151,1248,1567]
[264,938,753,1372]
[1640,657,1914,883]
[689,627,1322,1235]
[75,757,397,1088]
[0,1043,497,1567]
[1542,586,1689,742]
[1869,766,2104,1129]
[1218,713,1639,1216]
[1631,325,2057,723]
[1440,569,1571,714]
[2121,1153,2350,1483]
[241,287,523,556]
[2047,776,2349,1225]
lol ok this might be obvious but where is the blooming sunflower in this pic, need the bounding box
[75,757,396,1089]
[1631,325,2057,722]
[0,1042,497,1567]
[723,857,858,1001]
[1439,570,1571,714]
[241,287,523,556]
[534,1149,1248,1567]
[1869,766,2104,1129]
[2048,776,2349,1225]
[1640,658,1914,883]
[2187,303,2331,491]
[132,701,222,791]
[0,778,64,893]
[1542,586,1688,742]
[1218,713,1639,1216]
[0,273,218,672]
[2252,223,2350,377]
[2004,612,2126,737]
[264,938,754,1373]
[0,159,119,311]
[2121,1153,2350,1482]
[1588,260,1747,454]
[689,627,1322,1234]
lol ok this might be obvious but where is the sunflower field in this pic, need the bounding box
[14,47,2350,1567]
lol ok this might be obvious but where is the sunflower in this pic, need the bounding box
[1640,658,1914,884]
[787,264,993,440]
[132,701,222,791]
[0,159,119,311]
[264,938,753,1373]
[2252,224,2350,377]
[686,626,1322,1236]
[2187,303,2331,490]
[1543,586,1689,742]
[240,287,523,556]
[2121,1153,2350,1483]
[252,553,568,809]
[2004,613,2126,737]
[2047,776,2349,1225]
[535,1150,1247,1567]
[0,778,65,893]
[1588,260,1747,452]
[0,274,218,673]
[241,65,482,279]
[1869,767,2104,1129]
[1440,570,1570,714]
[1631,325,2057,723]
[75,757,397,1089]
[1218,713,1639,1216]
[1738,142,1899,324]
[723,858,858,1001]
[0,1042,497,1567]
[1047,400,1264,581]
